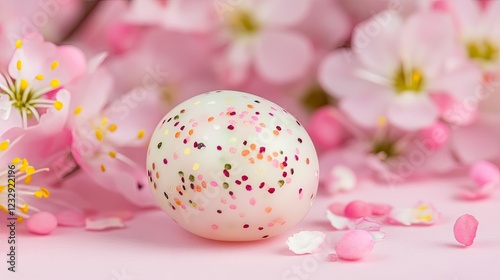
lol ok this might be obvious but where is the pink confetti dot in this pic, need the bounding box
[344,201,372,219]
[335,230,374,261]
[26,212,58,235]
[454,214,479,247]
[211,224,218,230]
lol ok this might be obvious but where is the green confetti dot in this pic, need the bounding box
[157,142,163,149]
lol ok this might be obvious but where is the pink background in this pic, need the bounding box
[1,174,500,280]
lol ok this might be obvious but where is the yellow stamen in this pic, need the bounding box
[34,187,50,198]
[35,74,44,81]
[137,129,145,139]
[74,106,82,115]
[100,117,108,126]
[51,61,59,70]
[417,214,432,222]
[54,101,63,110]
[0,205,8,213]
[16,60,22,71]
[100,164,106,172]
[417,205,428,211]
[18,204,29,213]
[26,166,35,175]
[377,116,387,127]
[0,186,4,192]
[12,157,21,165]
[15,39,22,49]
[24,175,32,184]
[17,216,24,223]
[108,151,116,158]
[50,79,60,88]
[107,124,117,132]
[0,140,9,151]
[95,129,104,141]
[20,79,28,91]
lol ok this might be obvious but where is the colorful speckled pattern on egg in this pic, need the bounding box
[146,90,319,241]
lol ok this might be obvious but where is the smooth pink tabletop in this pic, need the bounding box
[1,176,499,280]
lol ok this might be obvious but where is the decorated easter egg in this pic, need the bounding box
[147,90,319,241]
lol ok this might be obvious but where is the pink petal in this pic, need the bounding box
[453,214,479,246]
[254,30,313,84]
[451,124,500,164]
[344,201,372,219]
[459,182,498,200]
[257,0,311,27]
[387,94,438,131]
[469,160,500,186]
[85,217,125,231]
[335,230,374,261]
[340,89,392,128]
[431,60,482,102]
[318,51,375,98]
[327,202,346,216]
[352,12,402,77]
[219,40,252,86]
[26,212,58,235]
[370,203,393,216]
[418,121,450,151]
[56,210,86,227]
[399,12,454,76]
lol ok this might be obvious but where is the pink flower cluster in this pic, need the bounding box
[0,0,499,234]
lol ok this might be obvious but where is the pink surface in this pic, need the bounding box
[1,177,500,280]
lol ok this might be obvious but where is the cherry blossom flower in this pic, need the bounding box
[0,33,85,133]
[319,11,481,131]
[387,202,440,226]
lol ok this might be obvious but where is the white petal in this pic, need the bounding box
[326,210,350,230]
[327,165,357,192]
[85,217,125,231]
[0,94,12,120]
[286,231,326,254]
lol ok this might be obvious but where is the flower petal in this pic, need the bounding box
[254,30,313,84]
[326,210,350,230]
[286,231,326,254]
[453,214,479,246]
[387,94,438,131]
[257,0,311,27]
[85,217,125,231]
[340,89,392,128]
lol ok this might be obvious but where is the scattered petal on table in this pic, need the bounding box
[387,202,439,226]
[453,214,479,247]
[286,231,326,254]
[370,203,393,216]
[459,182,498,200]
[326,210,350,230]
[85,217,125,231]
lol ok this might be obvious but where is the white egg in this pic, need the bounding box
[147,90,319,241]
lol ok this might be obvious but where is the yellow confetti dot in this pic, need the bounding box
[51,61,59,70]
[54,101,63,111]
[35,74,44,81]
[74,106,82,115]
[108,151,116,158]
[137,129,145,139]
[20,79,28,91]
[108,124,117,132]
[12,157,21,165]
[16,60,22,70]
[164,129,169,135]
[95,129,104,141]
[100,164,106,172]
[194,100,200,105]
[193,163,199,171]
[50,79,60,88]
[15,39,22,49]
[184,148,191,155]
[19,204,29,213]
[26,166,35,175]
[0,140,9,151]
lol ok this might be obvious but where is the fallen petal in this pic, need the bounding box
[370,203,393,216]
[56,210,86,227]
[286,231,326,254]
[459,182,498,200]
[469,161,499,186]
[327,202,346,216]
[335,230,374,261]
[85,217,125,231]
[326,210,350,230]
[453,214,479,247]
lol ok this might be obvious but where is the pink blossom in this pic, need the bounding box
[319,11,481,131]
[0,33,86,133]
[387,202,440,226]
